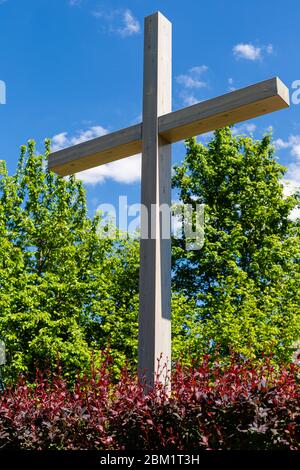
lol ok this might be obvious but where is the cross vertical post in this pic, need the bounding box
[138,12,172,388]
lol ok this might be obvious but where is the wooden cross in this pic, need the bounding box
[48,12,289,388]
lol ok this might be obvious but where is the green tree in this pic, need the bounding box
[0,141,141,380]
[0,141,196,381]
[1,128,299,382]
[172,127,300,362]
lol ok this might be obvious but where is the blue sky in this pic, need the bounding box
[0,0,300,221]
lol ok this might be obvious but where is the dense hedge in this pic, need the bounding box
[0,357,299,450]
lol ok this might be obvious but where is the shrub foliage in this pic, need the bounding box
[0,357,299,450]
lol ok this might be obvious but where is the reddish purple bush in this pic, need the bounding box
[0,357,299,450]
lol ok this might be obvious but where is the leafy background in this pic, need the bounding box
[0,128,299,381]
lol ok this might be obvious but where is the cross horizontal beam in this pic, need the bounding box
[49,77,289,176]
[49,123,142,176]
[159,76,289,143]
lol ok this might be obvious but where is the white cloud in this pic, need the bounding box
[176,65,208,106]
[274,135,300,198]
[190,65,208,75]
[176,65,208,89]
[233,42,274,61]
[51,125,141,185]
[77,154,141,185]
[228,77,236,91]
[51,126,108,152]
[274,135,300,159]
[197,124,256,143]
[283,163,300,196]
[93,8,140,37]
[176,76,206,89]
[289,207,300,221]
[233,43,261,61]
[69,0,81,5]
[232,123,256,135]
[266,43,273,54]
[274,138,290,150]
[179,92,200,106]
[120,9,140,36]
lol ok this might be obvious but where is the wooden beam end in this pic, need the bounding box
[275,76,290,108]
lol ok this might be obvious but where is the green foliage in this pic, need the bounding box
[0,141,195,381]
[0,141,141,381]
[172,127,300,363]
[0,127,299,382]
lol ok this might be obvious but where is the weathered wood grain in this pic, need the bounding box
[48,124,142,176]
[159,77,289,142]
[48,77,289,176]
[138,12,172,388]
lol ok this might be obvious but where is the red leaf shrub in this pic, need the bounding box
[0,357,299,450]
